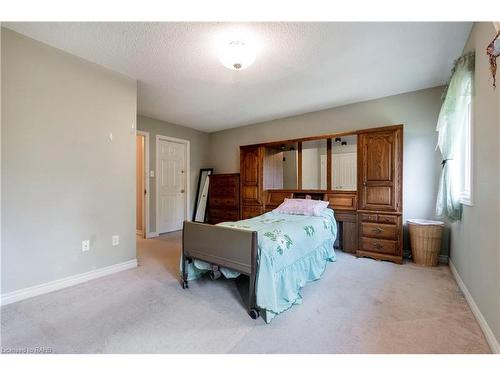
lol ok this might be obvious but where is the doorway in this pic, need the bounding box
[136,131,150,238]
[156,135,190,234]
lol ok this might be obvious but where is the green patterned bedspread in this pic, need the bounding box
[185,208,337,322]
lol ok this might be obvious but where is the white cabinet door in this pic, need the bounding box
[332,152,357,190]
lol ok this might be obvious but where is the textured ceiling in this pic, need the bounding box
[4,22,472,132]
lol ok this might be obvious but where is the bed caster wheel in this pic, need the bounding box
[210,270,221,280]
[182,280,189,289]
[249,308,260,320]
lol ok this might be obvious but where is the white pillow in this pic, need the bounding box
[273,198,329,216]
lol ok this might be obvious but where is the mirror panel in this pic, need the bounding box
[331,135,357,190]
[282,146,298,189]
[193,169,213,222]
[301,139,327,190]
[264,143,298,190]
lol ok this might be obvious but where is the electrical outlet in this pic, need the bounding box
[112,235,119,246]
[82,240,90,252]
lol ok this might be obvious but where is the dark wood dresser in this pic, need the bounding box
[207,173,240,224]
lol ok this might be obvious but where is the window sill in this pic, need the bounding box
[459,194,473,206]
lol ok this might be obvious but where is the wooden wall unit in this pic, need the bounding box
[208,173,240,224]
[237,124,404,263]
[358,128,402,212]
[357,126,403,263]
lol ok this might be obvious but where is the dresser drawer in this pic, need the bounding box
[325,192,357,211]
[359,213,399,223]
[208,208,239,222]
[210,197,238,209]
[361,222,397,240]
[359,213,378,222]
[210,186,239,199]
[217,178,238,187]
[360,237,398,255]
[377,214,398,224]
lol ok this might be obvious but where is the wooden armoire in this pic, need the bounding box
[239,124,404,264]
[356,127,403,263]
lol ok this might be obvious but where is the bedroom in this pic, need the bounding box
[1,0,500,373]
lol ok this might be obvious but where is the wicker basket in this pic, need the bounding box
[408,219,444,266]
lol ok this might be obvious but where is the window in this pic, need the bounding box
[435,52,474,221]
[458,99,473,206]
[447,96,473,207]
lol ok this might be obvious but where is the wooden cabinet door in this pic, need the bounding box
[240,146,263,206]
[358,127,402,212]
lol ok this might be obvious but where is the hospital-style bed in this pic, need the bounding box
[181,208,337,322]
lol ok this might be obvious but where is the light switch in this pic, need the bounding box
[150,170,155,178]
[112,235,119,246]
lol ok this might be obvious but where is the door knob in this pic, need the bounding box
[181,189,185,193]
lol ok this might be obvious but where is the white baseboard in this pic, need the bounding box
[1,259,138,306]
[146,232,158,238]
[449,259,500,354]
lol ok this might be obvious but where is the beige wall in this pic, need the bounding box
[209,86,445,254]
[1,29,137,294]
[450,22,500,348]
[136,115,210,233]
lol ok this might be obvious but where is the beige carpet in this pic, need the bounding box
[1,231,490,353]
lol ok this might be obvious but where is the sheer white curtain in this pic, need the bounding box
[435,52,474,222]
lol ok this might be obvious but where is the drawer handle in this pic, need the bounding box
[371,227,383,234]
[372,242,384,249]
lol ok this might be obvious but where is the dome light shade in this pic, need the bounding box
[218,40,256,71]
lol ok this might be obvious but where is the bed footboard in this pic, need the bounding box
[181,221,260,319]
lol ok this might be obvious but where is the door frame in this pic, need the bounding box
[137,131,150,238]
[155,134,190,234]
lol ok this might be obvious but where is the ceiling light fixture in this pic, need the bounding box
[218,39,256,71]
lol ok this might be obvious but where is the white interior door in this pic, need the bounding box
[157,138,186,233]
